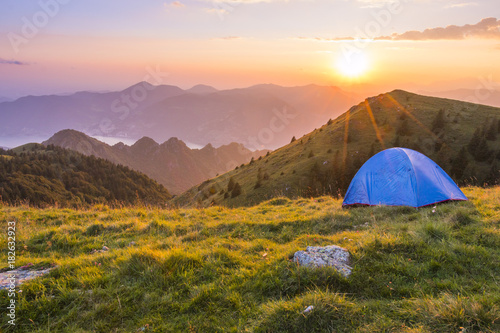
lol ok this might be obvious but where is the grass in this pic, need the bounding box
[1,186,499,332]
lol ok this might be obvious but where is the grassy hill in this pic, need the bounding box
[0,144,171,207]
[0,186,498,332]
[174,90,500,208]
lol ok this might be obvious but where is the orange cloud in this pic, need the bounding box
[376,17,500,41]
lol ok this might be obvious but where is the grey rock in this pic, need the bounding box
[293,245,352,277]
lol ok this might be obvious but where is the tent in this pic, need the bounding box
[342,148,467,208]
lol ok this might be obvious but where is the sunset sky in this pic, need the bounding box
[0,0,499,98]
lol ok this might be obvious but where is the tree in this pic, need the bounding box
[474,137,490,162]
[468,128,482,154]
[431,109,446,133]
[483,161,500,186]
[227,177,235,191]
[393,135,401,147]
[486,119,497,141]
[450,147,468,181]
[290,136,296,143]
[231,182,242,198]
[397,119,412,136]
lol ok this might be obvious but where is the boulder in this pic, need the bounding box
[293,245,352,277]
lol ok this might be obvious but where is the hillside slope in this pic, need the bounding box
[43,130,268,194]
[0,187,498,332]
[0,144,171,207]
[175,90,500,207]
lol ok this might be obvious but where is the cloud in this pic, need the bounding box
[164,1,185,9]
[444,2,478,9]
[378,17,500,41]
[299,18,500,42]
[0,58,27,65]
[211,36,243,40]
[295,36,357,42]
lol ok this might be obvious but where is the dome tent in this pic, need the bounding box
[342,148,467,208]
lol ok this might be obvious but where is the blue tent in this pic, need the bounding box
[342,148,467,208]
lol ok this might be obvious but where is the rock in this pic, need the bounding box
[293,245,352,277]
[303,305,314,314]
[102,246,109,251]
[0,265,57,290]
[128,241,136,247]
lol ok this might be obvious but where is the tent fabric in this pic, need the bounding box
[342,148,467,208]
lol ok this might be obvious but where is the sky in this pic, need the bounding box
[0,0,499,98]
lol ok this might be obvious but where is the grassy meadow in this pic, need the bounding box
[1,186,499,332]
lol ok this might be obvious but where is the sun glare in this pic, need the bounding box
[336,52,370,78]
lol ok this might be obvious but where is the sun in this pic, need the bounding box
[336,51,370,78]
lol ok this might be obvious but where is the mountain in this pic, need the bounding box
[43,130,269,194]
[0,96,12,103]
[420,89,500,108]
[174,90,500,207]
[0,82,185,142]
[1,83,358,149]
[0,144,171,207]
[186,84,219,94]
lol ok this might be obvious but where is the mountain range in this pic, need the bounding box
[174,90,500,207]
[43,130,268,194]
[0,83,360,150]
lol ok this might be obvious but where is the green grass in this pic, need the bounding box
[1,186,499,332]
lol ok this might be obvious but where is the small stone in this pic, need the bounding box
[102,246,109,251]
[128,241,136,247]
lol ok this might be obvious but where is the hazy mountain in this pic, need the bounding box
[0,82,185,142]
[43,130,269,194]
[1,83,358,149]
[0,96,12,103]
[174,90,500,207]
[186,84,219,94]
[0,144,171,207]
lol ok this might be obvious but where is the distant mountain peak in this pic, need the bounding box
[132,136,159,149]
[186,84,218,95]
[201,143,215,151]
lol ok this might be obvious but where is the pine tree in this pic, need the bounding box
[486,119,497,141]
[290,136,296,143]
[397,119,411,136]
[483,161,500,186]
[474,137,490,162]
[432,109,446,133]
[227,177,235,192]
[231,182,242,198]
[450,147,468,180]
[468,128,482,154]
[393,135,400,147]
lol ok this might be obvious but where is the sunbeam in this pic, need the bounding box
[364,100,386,149]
